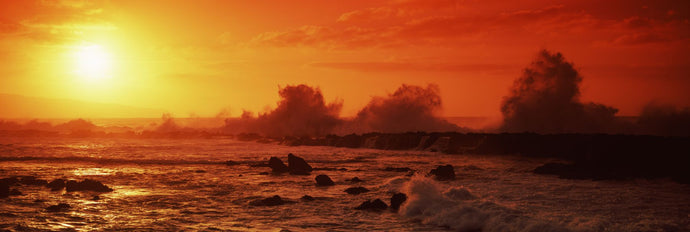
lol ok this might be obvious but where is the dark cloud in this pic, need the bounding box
[500,50,619,133]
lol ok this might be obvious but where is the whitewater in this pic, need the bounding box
[1,137,689,231]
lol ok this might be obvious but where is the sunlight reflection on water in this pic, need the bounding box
[72,167,115,176]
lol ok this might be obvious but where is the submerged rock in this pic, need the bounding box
[383,167,412,172]
[300,195,315,201]
[344,187,370,195]
[9,189,22,196]
[0,183,9,198]
[46,179,66,191]
[18,176,48,186]
[249,195,288,206]
[268,157,289,173]
[429,165,455,180]
[315,175,334,186]
[45,203,71,212]
[390,193,407,211]
[347,177,363,183]
[355,199,388,211]
[287,153,312,175]
[0,177,19,186]
[65,179,113,192]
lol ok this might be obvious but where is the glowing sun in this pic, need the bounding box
[73,44,113,80]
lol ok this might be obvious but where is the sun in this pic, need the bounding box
[73,44,113,80]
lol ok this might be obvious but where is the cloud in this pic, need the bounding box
[500,50,619,133]
[309,61,515,74]
[250,0,689,49]
[0,0,112,42]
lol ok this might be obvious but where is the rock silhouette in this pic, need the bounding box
[428,165,455,180]
[300,195,315,201]
[46,203,71,212]
[65,179,113,192]
[0,182,9,198]
[250,195,289,206]
[315,175,334,186]
[268,157,289,173]
[287,153,312,175]
[355,199,388,211]
[47,179,66,191]
[390,193,407,211]
[344,187,370,195]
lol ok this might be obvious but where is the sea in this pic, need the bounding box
[1,135,689,231]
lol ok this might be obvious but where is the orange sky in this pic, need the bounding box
[1,0,688,118]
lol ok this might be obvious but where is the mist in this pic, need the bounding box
[500,50,620,134]
[222,84,343,137]
[346,84,464,133]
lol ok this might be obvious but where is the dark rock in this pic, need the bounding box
[287,153,312,175]
[92,196,100,201]
[9,189,22,196]
[46,203,71,212]
[429,165,455,180]
[390,193,407,210]
[383,167,412,172]
[344,186,370,195]
[0,177,19,186]
[355,199,388,211]
[0,183,9,198]
[65,179,113,192]
[348,177,363,183]
[18,176,48,186]
[300,195,315,201]
[315,175,334,186]
[249,195,287,206]
[258,172,270,175]
[194,170,206,173]
[268,157,289,173]
[47,179,66,191]
[224,160,240,166]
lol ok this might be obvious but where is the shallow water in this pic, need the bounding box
[1,137,689,231]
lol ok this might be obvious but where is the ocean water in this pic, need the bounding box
[1,137,689,231]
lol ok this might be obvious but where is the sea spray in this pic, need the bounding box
[398,175,570,232]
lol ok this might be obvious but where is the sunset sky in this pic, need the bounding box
[1,0,688,118]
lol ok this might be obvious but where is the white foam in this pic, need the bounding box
[398,175,572,232]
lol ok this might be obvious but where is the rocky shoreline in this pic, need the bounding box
[276,132,690,184]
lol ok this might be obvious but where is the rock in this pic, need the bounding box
[0,177,19,186]
[429,165,455,180]
[249,195,288,206]
[92,196,100,201]
[354,199,388,211]
[65,179,113,192]
[390,193,407,211]
[315,175,334,186]
[300,195,315,201]
[47,179,66,191]
[344,187,370,195]
[383,167,412,172]
[0,183,9,198]
[348,177,363,183]
[224,160,240,166]
[18,176,48,186]
[287,153,312,175]
[258,172,270,175]
[268,157,289,173]
[46,203,71,212]
[9,189,22,196]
